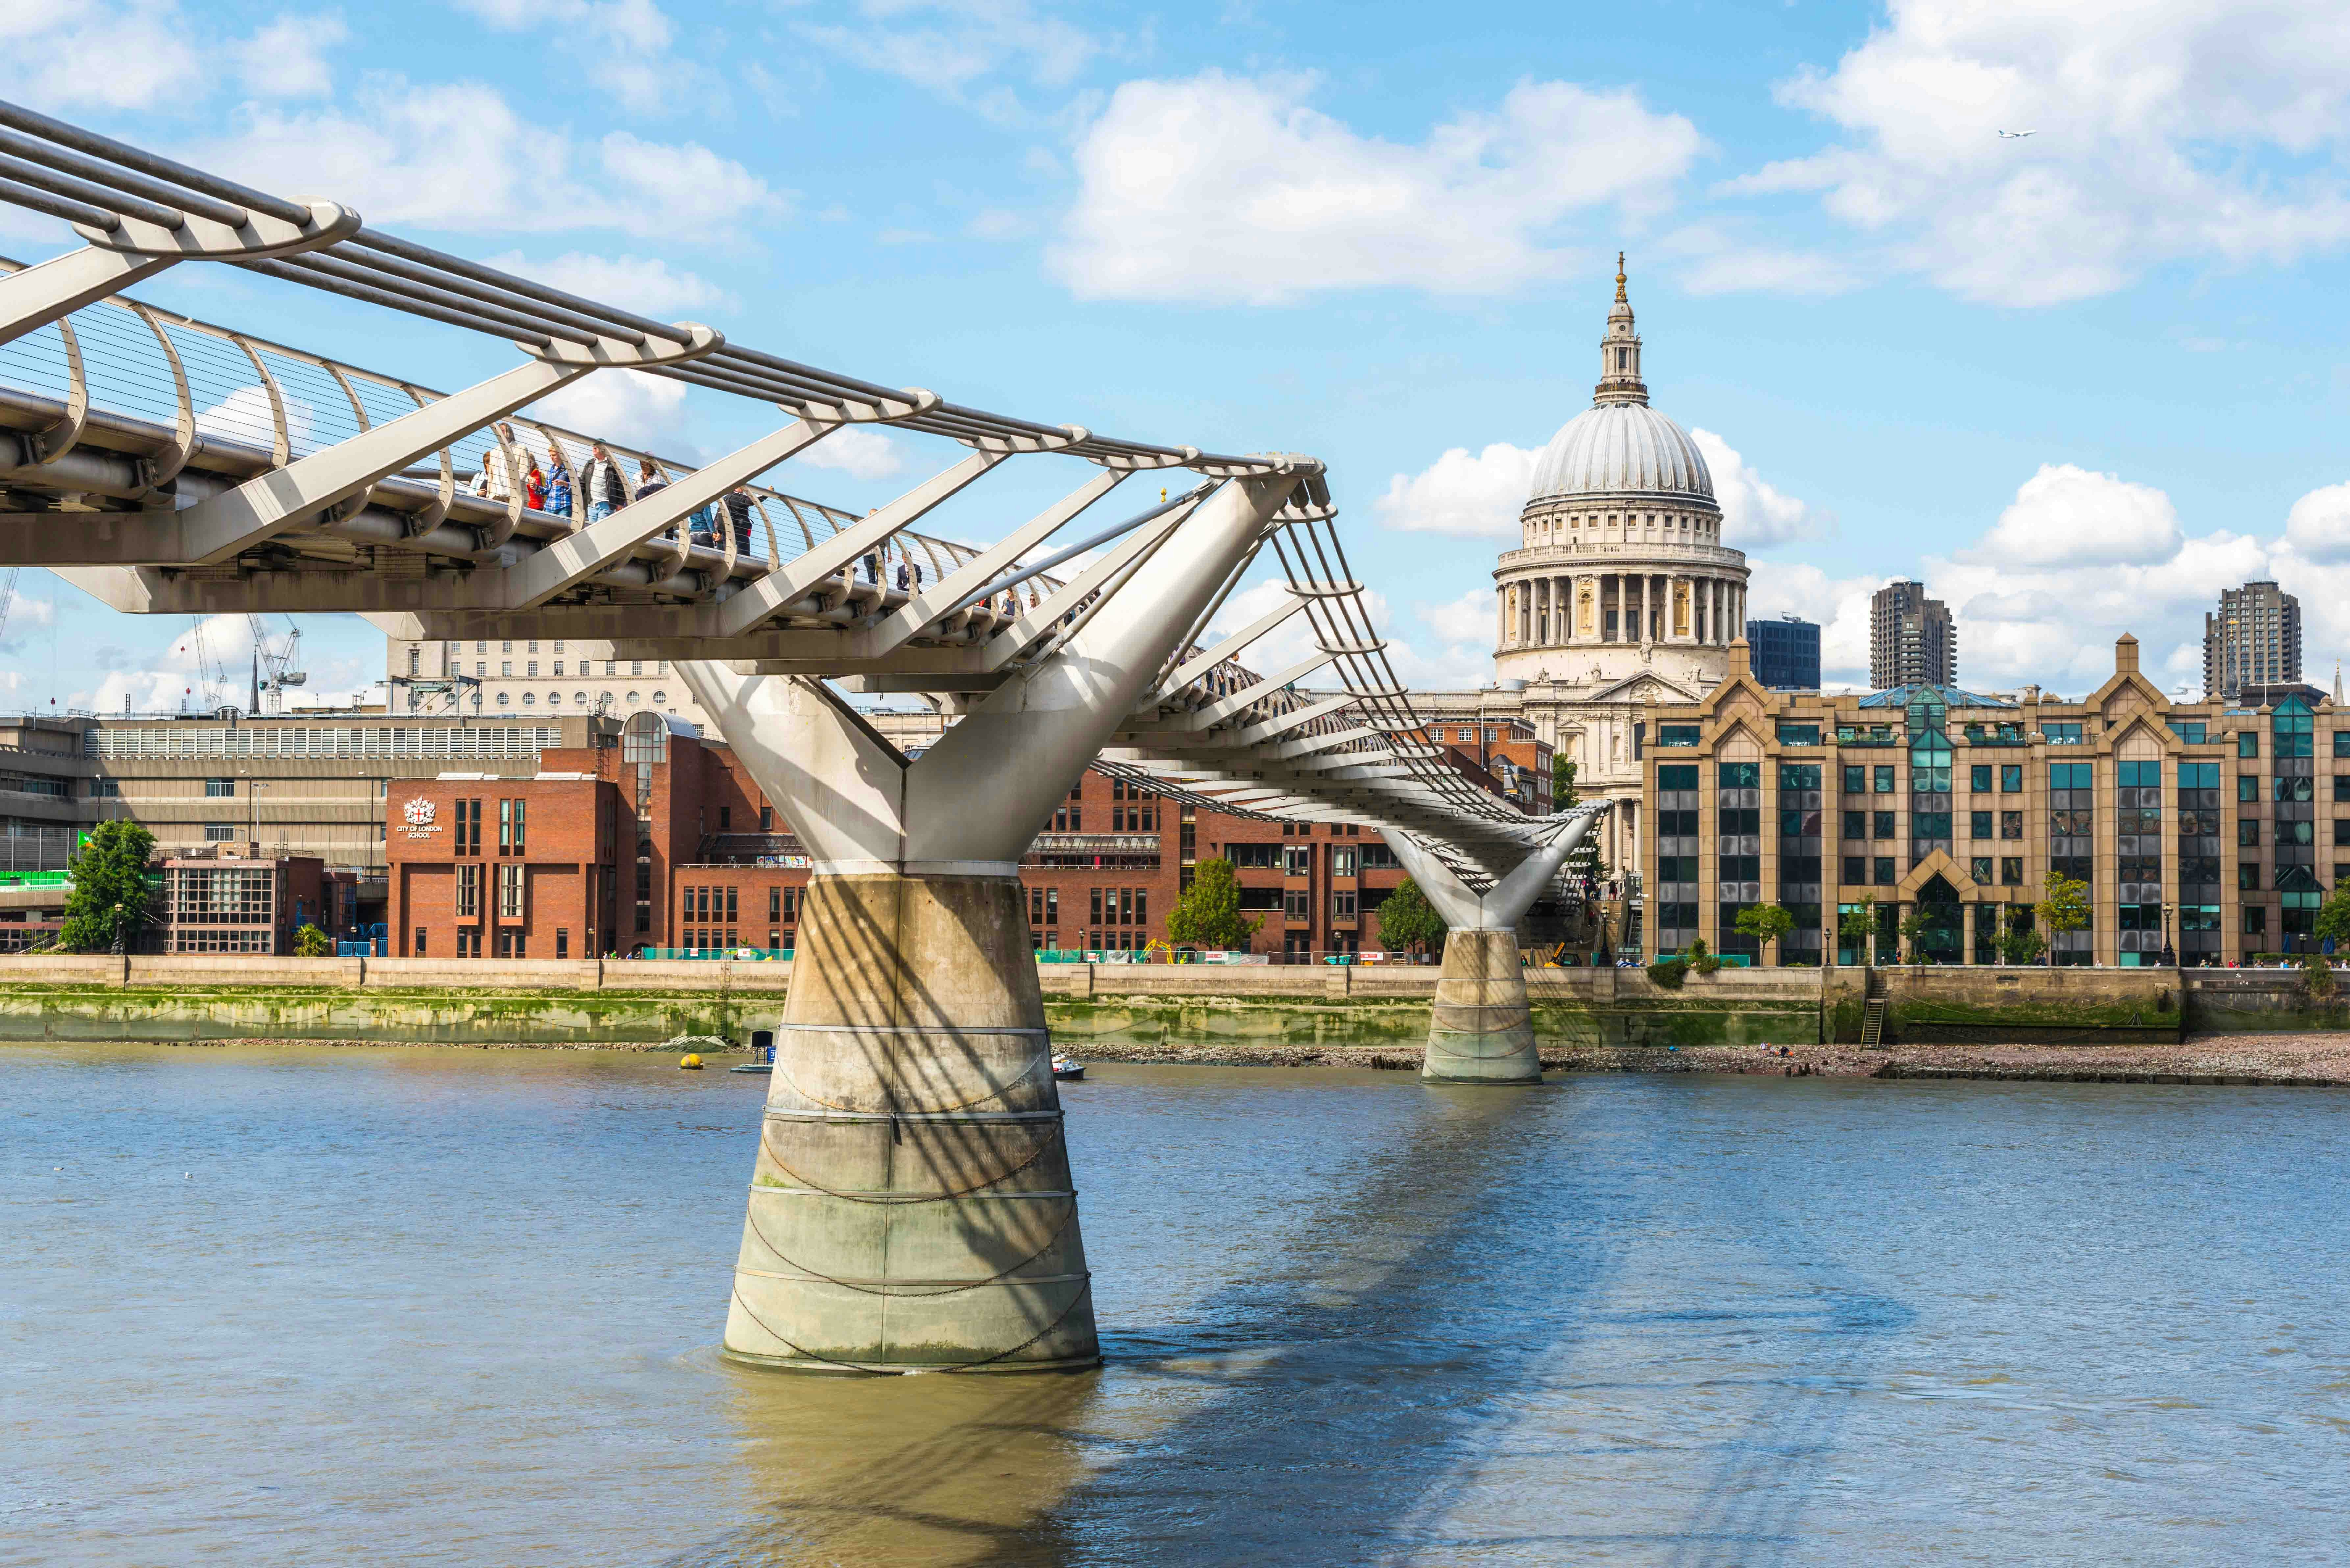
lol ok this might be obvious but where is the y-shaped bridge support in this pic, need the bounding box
[679,473,1300,1373]
[1385,805,1612,1085]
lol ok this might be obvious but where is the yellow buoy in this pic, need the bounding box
[680,1053,703,1070]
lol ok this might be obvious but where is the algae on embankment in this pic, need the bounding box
[0,984,752,1046]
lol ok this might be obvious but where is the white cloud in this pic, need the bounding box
[1739,0,2350,304]
[1204,576,1489,695]
[208,81,783,237]
[799,426,908,482]
[966,208,1027,240]
[233,13,347,98]
[452,0,694,113]
[81,614,263,716]
[0,0,204,110]
[2283,481,2350,563]
[1372,443,1538,538]
[194,385,317,454]
[1688,427,1823,547]
[797,1,1112,124]
[481,251,729,316]
[1418,588,1493,649]
[1051,71,1702,304]
[530,368,696,459]
[1746,560,1879,689]
[1975,463,2182,567]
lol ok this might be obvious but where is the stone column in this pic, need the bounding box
[1387,806,1611,1084]
[1640,573,1652,646]
[681,471,1299,1373]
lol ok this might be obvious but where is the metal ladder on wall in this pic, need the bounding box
[1860,966,1888,1049]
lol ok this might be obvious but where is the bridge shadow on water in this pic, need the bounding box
[669,1075,1920,1568]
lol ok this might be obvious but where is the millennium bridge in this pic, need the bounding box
[0,100,1605,1372]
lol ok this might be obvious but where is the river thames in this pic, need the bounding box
[5,1043,2345,1565]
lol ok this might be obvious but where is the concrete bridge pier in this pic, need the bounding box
[678,472,1303,1372]
[1386,806,1611,1085]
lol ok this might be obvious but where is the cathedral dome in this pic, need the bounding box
[1528,402,1713,503]
[1525,254,1715,506]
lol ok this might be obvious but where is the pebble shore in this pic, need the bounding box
[135,1032,2350,1085]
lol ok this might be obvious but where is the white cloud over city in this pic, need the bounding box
[1051,72,1702,304]
[1731,0,2350,304]
[1742,460,2350,698]
[206,80,781,237]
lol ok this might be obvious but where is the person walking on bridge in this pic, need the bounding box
[581,443,628,523]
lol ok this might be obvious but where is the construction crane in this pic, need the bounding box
[180,617,227,713]
[247,615,306,714]
[0,567,18,648]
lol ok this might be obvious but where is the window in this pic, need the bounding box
[2001,858,2024,886]
[1842,765,1866,795]
[2176,721,2207,744]
[455,863,480,918]
[1332,891,1358,920]
[556,928,569,959]
[1970,764,1992,793]
[1282,889,1310,919]
[1283,846,1311,876]
[1971,856,1995,883]
[1842,856,1867,884]
[2043,722,2083,744]
[2244,906,2267,936]
[2240,864,2261,891]
[2275,776,2315,803]
[414,927,427,955]
[1089,887,1102,925]
[760,805,774,832]
[770,886,782,921]
[719,806,732,830]
[526,662,538,678]
[1874,766,1896,793]
[1775,722,1821,746]
[2239,732,2260,758]
[204,778,235,797]
[2001,811,2023,839]
[2240,820,2261,847]
[2274,696,2315,759]
[1997,765,2020,793]
[204,824,237,841]
[1656,724,1700,746]
[455,799,482,857]
[1970,810,1992,839]
[1873,811,1895,840]
[2240,776,2260,803]
[553,662,563,676]
[1873,857,1896,886]
[1333,848,1358,876]
[497,862,524,918]
[1842,810,1866,840]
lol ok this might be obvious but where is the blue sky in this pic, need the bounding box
[6,0,2350,708]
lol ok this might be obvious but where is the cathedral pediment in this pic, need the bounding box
[1582,671,1706,705]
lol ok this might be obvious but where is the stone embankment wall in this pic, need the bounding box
[0,955,2333,1047]
[0,955,789,1046]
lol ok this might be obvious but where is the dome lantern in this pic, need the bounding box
[1594,251,1646,407]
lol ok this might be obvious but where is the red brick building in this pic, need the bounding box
[389,712,1564,960]
[159,846,354,954]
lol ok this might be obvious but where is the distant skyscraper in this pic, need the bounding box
[1746,613,1820,690]
[1869,580,1955,690]
[2204,581,2301,703]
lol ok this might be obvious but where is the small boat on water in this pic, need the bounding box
[728,1061,771,1074]
[1051,1053,1085,1081]
[732,1039,776,1075]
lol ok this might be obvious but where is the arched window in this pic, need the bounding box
[1616,348,1627,369]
